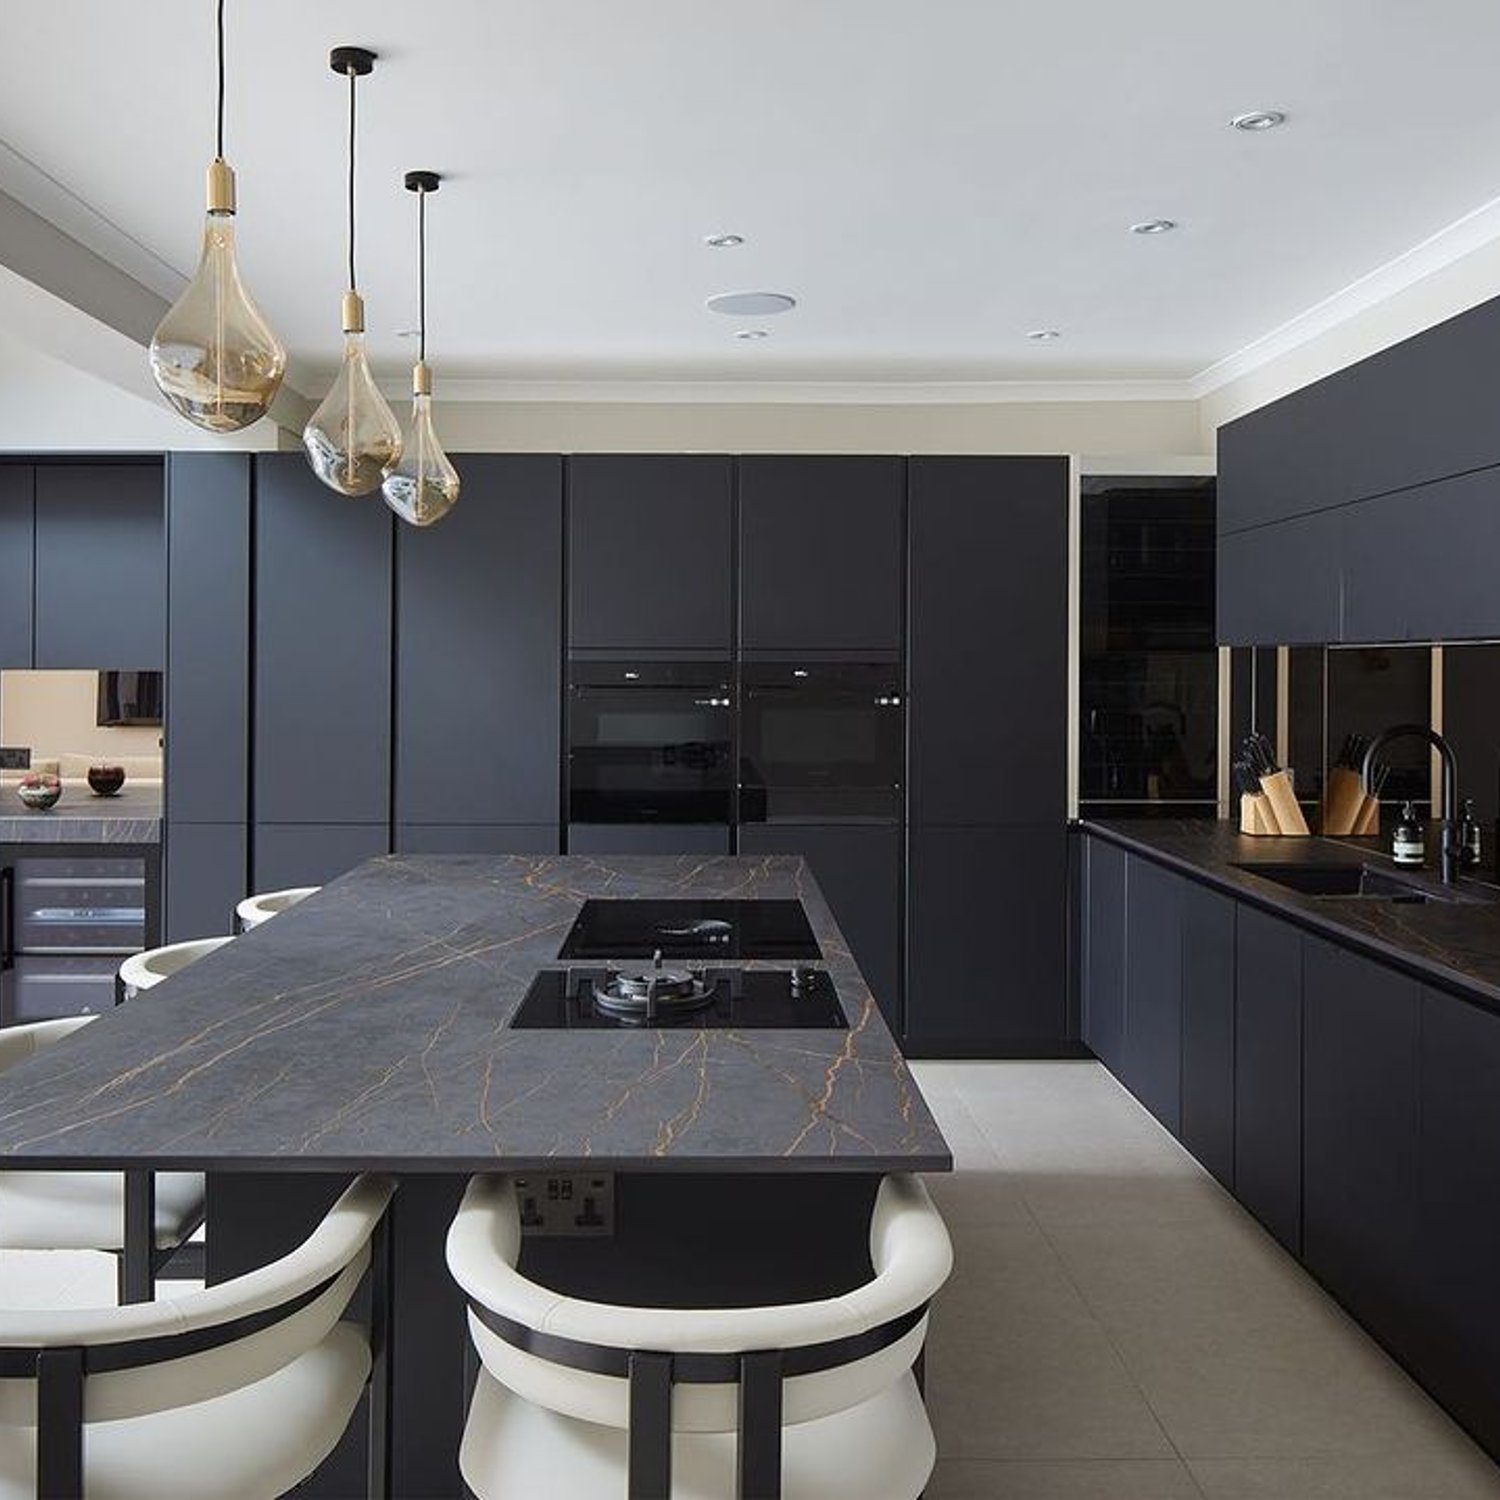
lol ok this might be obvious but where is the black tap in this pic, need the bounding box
[1361,725,1462,884]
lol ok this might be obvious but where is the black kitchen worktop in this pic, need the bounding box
[0,854,949,1173]
[1083,818,1500,1011]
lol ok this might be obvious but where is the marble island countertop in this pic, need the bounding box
[0,782,161,843]
[0,853,950,1174]
[1083,818,1500,1011]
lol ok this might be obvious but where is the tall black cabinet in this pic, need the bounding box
[905,457,1070,1055]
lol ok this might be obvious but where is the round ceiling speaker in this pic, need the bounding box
[706,291,797,316]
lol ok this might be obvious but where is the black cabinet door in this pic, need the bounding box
[394,825,560,856]
[34,463,165,668]
[165,823,246,942]
[1081,835,1126,1071]
[396,455,562,825]
[1417,989,1500,1457]
[1122,855,1182,1134]
[1216,509,1342,646]
[1302,936,1421,1354]
[165,455,251,824]
[906,825,1066,1053]
[737,823,902,1030]
[566,824,732,856]
[254,455,392,826]
[1180,879,1236,1188]
[568,456,733,652]
[1341,468,1500,643]
[0,466,33,667]
[1233,905,1303,1253]
[738,457,903,655]
[252,823,389,891]
[908,457,1068,825]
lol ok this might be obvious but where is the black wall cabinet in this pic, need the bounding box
[34,463,164,669]
[1233,904,1303,1253]
[0,467,33,667]
[396,455,563,827]
[1217,510,1341,647]
[907,825,1067,1054]
[568,456,733,652]
[1179,879,1236,1188]
[254,455,392,827]
[1301,937,1421,1356]
[737,823,902,1030]
[738,457,903,655]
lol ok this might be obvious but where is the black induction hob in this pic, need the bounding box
[557,899,821,962]
[509,965,848,1030]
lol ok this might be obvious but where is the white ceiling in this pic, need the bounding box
[4,0,1500,394]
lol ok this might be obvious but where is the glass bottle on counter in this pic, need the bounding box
[1392,802,1425,867]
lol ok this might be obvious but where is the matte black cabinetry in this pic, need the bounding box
[1121,855,1182,1134]
[737,823,901,1030]
[396,455,563,827]
[1080,835,1126,1071]
[1179,879,1236,1188]
[1301,937,1421,1354]
[253,455,392,829]
[1217,510,1341,646]
[1233,904,1303,1253]
[34,464,165,669]
[568,456,733,652]
[165,822,246,942]
[252,824,391,891]
[738,457,903,655]
[907,825,1067,1053]
[0,467,33,667]
[566,824,732,856]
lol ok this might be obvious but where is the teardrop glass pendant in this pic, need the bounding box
[302,319,403,496]
[382,370,460,526]
[149,164,286,432]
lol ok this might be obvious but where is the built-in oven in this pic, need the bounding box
[567,661,734,824]
[0,851,159,1024]
[739,662,903,823]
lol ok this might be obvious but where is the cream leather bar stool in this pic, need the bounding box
[446,1173,953,1500]
[116,934,235,1003]
[0,1173,395,1500]
[0,1016,208,1306]
[234,885,319,933]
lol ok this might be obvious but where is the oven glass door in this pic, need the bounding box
[739,663,903,823]
[568,664,733,824]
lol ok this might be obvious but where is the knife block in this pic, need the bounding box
[1240,793,1280,835]
[1322,767,1381,837]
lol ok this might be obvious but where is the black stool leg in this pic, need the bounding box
[627,1351,673,1500]
[119,1170,155,1304]
[367,1212,394,1499]
[737,1350,784,1500]
[35,1346,84,1500]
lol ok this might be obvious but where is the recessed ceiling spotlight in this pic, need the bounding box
[704,232,745,248]
[1027,329,1061,341]
[707,291,797,316]
[734,328,769,341]
[1231,109,1287,132]
[1131,218,1178,235]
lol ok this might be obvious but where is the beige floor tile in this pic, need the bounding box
[1188,1451,1500,1500]
[921,1092,1034,1229]
[928,1458,1204,1499]
[927,1219,1175,1462]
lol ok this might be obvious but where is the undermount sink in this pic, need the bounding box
[1231,861,1455,903]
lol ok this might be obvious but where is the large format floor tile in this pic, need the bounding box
[928,1457,1203,1499]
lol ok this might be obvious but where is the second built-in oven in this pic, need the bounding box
[739,662,904,823]
[567,660,734,824]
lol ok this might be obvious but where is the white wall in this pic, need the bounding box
[0,670,162,766]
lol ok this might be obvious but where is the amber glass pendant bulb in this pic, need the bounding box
[383,363,460,526]
[149,3,286,432]
[303,291,403,495]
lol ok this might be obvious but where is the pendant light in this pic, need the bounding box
[382,172,460,527]
[303,46,402,496]
[149,0,286,432]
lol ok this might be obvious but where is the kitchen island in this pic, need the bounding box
[0,853,949,1494]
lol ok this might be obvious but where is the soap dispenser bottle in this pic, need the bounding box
[1393,802,1425,867]
[1459,797,1482,868]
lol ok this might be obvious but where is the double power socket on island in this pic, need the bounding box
[515,1172,615,1237]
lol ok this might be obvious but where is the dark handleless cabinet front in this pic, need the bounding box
[1217,509,1342,646]
[1081,835,1127,1071]
[738,456,904,654]
[568,456,733,652]
[0,466,33,666]
[396,455,563,827]
[253,454,393,827]
[737,823,902,1030]
[1122,854,1182,1135]
[165,823,247,942]
[1302,937,1421,1356]
[1179,879,1236,1189]
[1234,905,1303,1254]
[34,463,165,669]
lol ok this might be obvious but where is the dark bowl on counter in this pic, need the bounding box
[87,765,127,797]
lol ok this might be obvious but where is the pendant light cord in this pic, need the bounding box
[418,186,427,364]
[346,67,357,291]
[215,0,226,159]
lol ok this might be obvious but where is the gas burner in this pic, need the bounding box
[588,951,718,1024]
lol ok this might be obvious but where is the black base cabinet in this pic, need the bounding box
[165,824,246,943]
[566,824,732,856]
[1121,856,1183,1134]
[906,826,1068,1056]
[252,825,390,892]
[1080,836,1126,1071]
[737,824,901,1031]
[1179,880,1235,1189]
